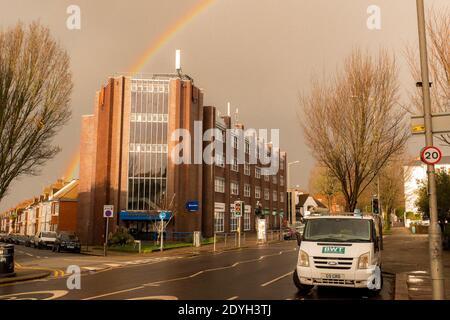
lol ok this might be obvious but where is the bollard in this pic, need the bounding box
[0,244,14,278]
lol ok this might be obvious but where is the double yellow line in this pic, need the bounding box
[14,262,65,278]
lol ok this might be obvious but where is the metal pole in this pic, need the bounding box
[213,232,216,252]
[104,217,109,257]
[160,218,164,252]
[416,0,445,300]
[238,216,241,248]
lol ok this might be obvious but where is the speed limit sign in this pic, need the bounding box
[420,146,442,165]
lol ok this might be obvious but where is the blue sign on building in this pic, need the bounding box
[119,211,171,221]
[185,200,199,212]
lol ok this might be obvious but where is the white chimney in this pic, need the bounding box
[175,49,181,71]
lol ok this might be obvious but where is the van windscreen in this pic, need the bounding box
[303,218,372,242]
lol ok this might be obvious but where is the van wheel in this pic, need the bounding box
[293,269,313,293]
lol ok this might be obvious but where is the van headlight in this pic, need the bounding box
[298,250,310,267]
[358,252,370,269]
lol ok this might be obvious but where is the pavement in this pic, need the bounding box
[382,227,450,300]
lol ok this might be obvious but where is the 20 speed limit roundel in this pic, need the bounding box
[420,146,442,165]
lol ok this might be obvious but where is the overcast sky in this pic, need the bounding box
[0,0,448,211]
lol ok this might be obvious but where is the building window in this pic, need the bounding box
[230,215,238,232]
[264,188,270,200]
[231,181,239,195]
[273,214,278,228]
[215,177,225,193]
[244,208,251,231]
[215,153,225,168]
[264,174,270,182]
[273,190,278,202]
[244,162,250,176]
[127,79,169,211]
[244,184,251,197]
[280,175,284,186]
[231,158,239,172]
[232,136,238,149]
[255,186,261,199]
[280,156,285,169]
[214,210,224,233]
[272,175,277,184]
[245,140,250,154]
[255,167,261,179]
[280,192,285,203]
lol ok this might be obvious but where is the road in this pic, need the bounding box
[0,241,394,300]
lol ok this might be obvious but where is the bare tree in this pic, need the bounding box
[309,165,340,211]
[405,7,450,144]
[300,49,409,211]
[0,22,72,202]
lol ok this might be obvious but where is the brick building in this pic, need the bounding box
[78,74,287,245]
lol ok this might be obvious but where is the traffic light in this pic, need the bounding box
[372,198,379,214]
[255,202,263,218]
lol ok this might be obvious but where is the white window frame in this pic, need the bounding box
[244,211,251,231]
[231,181,239,195]
[255,167,261,179]
[280,175,284,186]
[231,158,239,172]
[215,177,225,193]
[264,174,270,182]
[244,162,250,176]
[214,211,224,233]
[264,188,270,200]
[272,175,277,184]
[255,186,261,199]
[244,184,251,197]
[215,153,225,168]
[280,192,285,203]
[273,190,278,202]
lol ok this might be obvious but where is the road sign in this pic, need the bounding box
[233,201,243,217]
[185,201,199,212]
[420,146,442,165]
[103,205,114,218]
[411,112,450,135]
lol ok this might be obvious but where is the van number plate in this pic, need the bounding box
[322,246,345,254]
[322,273,343,279]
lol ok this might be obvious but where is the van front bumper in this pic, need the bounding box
[296,266,378,288]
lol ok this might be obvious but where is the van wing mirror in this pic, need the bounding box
[295,232,302,246]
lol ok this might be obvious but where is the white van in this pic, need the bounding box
[293,212,383,294]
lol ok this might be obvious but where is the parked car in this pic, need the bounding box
[52,232,81,253]
[15,234,29,245]
[24,235,33,247]
[33,231,57,249]
[283,227,296,240]
[0,233,7,242]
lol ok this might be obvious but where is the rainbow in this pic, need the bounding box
[63,147,80,181]
[62,0,214,180]
[129,0,214,73]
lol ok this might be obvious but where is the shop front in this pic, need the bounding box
[119,211,172,241]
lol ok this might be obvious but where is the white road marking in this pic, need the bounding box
[25,253,33,257]
[83,286,145,300]
[82,267,104,271]
[260,271,293,287]
[104,263,123,267]
[145,249,295,286]
[227,296,239,300]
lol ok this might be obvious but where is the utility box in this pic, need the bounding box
[0,244,14,277]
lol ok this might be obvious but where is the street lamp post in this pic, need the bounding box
[287,161,300,227]
[416,0,445,300]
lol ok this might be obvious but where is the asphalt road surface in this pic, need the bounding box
[0,241,393,300]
